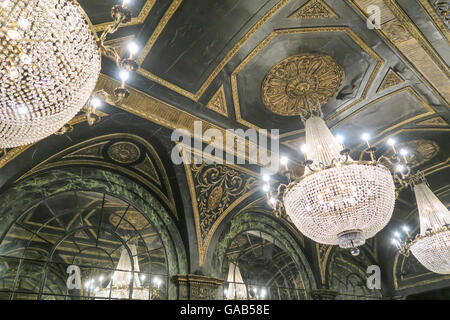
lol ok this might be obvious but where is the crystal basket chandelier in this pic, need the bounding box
[0,0,138,148]
[95,244,156,300]
[274,112,396,255]
[259,55,420,255]
[395,173,450,274]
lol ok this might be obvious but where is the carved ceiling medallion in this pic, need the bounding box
[107,142,141,164]
[384,139,439,168]
[262,54,344,116]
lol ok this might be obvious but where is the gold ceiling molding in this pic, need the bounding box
[96,74,276,167]
[93,0,156,32]
[205,85,228,117]
[137,0,292,101]
[103,35,136,60]
[417,0,450,44]
[178,144,259,267]
[347,0,450,105]
[63,141,108,160]
[136,0,184,66]
[288,0,339,19]
[261,54,344,116]
[232,27,384,139]
[376,68,404,93]
[16,133,178,219]
[315,243,334,285]
[416,116,449,126]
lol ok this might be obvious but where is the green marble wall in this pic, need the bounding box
[0,167,188,299]
[209,211,317,294]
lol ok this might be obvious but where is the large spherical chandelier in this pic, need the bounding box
[395,174,450,274]
[0,0,138,148]
[261,54,401,255]
[0,0,100,148]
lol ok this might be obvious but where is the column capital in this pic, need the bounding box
[173,274,224,300]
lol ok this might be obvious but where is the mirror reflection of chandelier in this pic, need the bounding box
[225,262,247,300]
[396,175,450,274]
[96,245,150,300]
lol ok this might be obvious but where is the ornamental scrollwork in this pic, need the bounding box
[191,163,257,240]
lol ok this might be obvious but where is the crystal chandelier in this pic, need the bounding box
[394,174,450,274]
[225,262,248,300]
[0,0,138,148]
[267,111,396,255]
[95,244,157,300]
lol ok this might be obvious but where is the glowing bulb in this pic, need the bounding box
[99,275,104,282]
[361,133,370,141]
[17,104,29,115]
[391,239,399,246]
[17,18,30,29]
[262,174,270,182]
[400,148,408,156]
[280,156,289,166]
[91,97,102,108]
[335,134,344,144]
[300,144,308,154]
[396,164,405,172]
[394,231,400,238]
[8,67,19,79]
[262,184,270,192]
[119,70,130,82]
[402,225,409,233]
[387,138,395,146]
[128,41,139,55]
[269,197,276,205]
[261,289,266,298]
[140,275,146,281]
[7,28,20,40]
[19,53,32,65]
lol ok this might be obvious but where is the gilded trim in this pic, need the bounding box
[93,0,157,32]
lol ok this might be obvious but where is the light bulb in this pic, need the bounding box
[269,197,276,205]
[300,144,308,154]
[119,70,130,82]
[262,184,270,192]
[335,134,344,144]
[17,104,29,115]
[91,97,102,108]
[394,231,400,238]
[396,164,405,172]
[387,138,395,146]
[361,133,370,141]
[402,225,409,233]
[8,67,19,79]
[391,239,399,246]
[17,18,30,29]
[128,41,139,55]
[99,275,104,282]
[262,174,270,182]
[7,28,20,40]
[400,148,408,156]
[19,53,32,65]
[280,156,288,166]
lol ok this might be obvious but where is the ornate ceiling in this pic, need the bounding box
[0,0,449,299]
